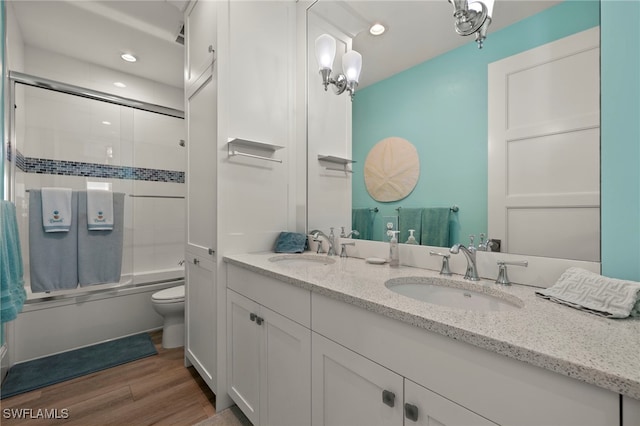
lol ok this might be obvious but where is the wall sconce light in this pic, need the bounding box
[448,0,495,49]
[315,34,362,101]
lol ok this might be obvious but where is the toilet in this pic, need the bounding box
[151,285,185,349]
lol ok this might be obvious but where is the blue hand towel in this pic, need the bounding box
[398,208,423,245]
[86,189,114,231]
[420,208,451,247]
[352,208,375,240]
[41,187,73,232]
[274,232,308,253]
[0,201,27,324]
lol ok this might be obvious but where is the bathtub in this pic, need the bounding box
[9,269,184,363]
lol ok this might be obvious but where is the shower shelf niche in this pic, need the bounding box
[318,155,355,173]
[227,138,284,164]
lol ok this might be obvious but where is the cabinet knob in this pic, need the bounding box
[256,316,264,326]
[208,45,214,53]
[193,258,199,265]
[382,390,395,407]
[208,248,215,255]
[250,313,257,322]
[404,403,419,422]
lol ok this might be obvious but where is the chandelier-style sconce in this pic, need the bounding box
[315,34,362,101]
[449,0,495,49]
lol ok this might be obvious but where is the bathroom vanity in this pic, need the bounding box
[224,252,640,426]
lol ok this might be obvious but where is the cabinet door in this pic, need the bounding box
[185,255,216,390]
[185,0,217,88]
[186,72,217,260]
[260,306,311,426]
[312,333,403,426]
[227,290,261,425]
[404,379,497,426]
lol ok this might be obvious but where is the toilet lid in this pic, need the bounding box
[152,285,185,303]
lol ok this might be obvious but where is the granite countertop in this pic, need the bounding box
[223,252,640,400]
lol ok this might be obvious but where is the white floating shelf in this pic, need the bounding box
[228,138,284,163]
[318,155,355,173]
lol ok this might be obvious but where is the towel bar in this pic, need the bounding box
[229,150,282,163]
[395,205,459,212]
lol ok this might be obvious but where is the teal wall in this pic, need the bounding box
[601,0,640,281]
[352,1,600,244]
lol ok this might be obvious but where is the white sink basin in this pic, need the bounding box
[385,277,522,311]
[269,254,336,267]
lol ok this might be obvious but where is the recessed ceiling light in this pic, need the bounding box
[369,23,386,36]
[120,53,137,63]
[113,82,126,88]
[102,121,111,125]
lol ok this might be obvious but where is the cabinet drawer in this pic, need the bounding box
[227,264,310,328]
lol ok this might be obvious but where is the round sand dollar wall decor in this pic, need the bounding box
[364,137,420,202]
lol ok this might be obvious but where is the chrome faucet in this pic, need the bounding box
[310,229,336,256]
[450,243,479,281]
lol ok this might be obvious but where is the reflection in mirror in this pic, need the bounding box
[307,0,601,262]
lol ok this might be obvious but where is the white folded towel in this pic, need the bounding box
[41,187,73,232]
[87,189,114,231]
[536,267,640,318]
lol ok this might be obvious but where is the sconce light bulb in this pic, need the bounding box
[342,50,362,84]
[315,34,337,71]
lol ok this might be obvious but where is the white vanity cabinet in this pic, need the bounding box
[226,265,311,426]
[312,333,495,426]
[312,292,619,426]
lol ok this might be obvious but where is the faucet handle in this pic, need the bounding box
[313,238,325,254]
[429,251,452,276]
[340,226,346,238]
[340,242,356,258]
[468,234,476,248]
[495,260,528,286]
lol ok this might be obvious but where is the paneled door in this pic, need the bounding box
[488,27,600,261]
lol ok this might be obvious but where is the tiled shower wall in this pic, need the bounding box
[12,84,185,293]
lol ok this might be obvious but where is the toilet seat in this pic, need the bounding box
[152,285,185,304]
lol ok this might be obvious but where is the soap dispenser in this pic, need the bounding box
[406,229,418,245]
[389,231,400,267]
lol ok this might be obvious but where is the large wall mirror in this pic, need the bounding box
[307,0,600,263]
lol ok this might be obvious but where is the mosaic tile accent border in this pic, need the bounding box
[9,146,184,184]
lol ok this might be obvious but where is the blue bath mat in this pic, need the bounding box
[1,333,157,399]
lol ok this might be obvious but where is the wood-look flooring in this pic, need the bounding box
[0,331,217,425]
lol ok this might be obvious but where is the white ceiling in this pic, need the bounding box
[311,0,561,88]
[10,0,561,91]
[10,0,186,88]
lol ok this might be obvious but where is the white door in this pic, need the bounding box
[227,290,261,426]
[186,72,217,260]
[311,332,403,426]
[260,305,311,426]
[185,0,217,89]
[488,27,600,261]
[185,255,216,390]
[404,379,497,426]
